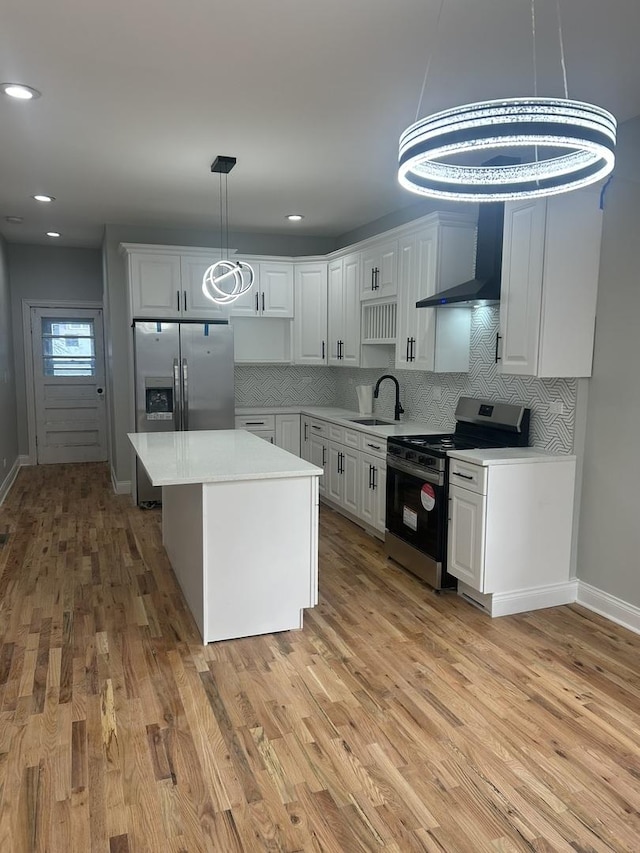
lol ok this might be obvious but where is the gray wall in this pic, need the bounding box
[577,116,640,606]
[103,223,337,487]
[0,236,19,482]
[8,244,103,455]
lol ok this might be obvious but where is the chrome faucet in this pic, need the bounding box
[373,374,404,420]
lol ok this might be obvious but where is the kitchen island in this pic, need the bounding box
[128,429,322,643]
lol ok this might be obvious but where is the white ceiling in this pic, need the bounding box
[1,0,640,248]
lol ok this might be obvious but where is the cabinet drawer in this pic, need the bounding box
[308,418,329,438]
[235,414,275,431]
[359,433,386,458]
[448,459,487,495]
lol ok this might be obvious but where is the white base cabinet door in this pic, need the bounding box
[309,436,327,497]
[359,452,386,534]
[448,484,486,589]
[276,414,301,457]
[327,442,359,515]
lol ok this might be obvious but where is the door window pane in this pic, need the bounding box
[41,319,96,376]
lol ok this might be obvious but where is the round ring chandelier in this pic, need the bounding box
[202,259,254,304]
[398,97,617,202]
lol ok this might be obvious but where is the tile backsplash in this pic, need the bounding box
[235,306,577,453]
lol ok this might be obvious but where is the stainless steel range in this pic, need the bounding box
[385,397,530,590]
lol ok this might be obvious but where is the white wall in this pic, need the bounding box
[8,244,103,455]
[577,116,640,606]
[0,236,19,490]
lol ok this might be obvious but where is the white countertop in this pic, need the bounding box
[448,447,576,466]
[236,405,443,439]
[128,430,323,485]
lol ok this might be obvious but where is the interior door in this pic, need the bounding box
[31,307,107,464]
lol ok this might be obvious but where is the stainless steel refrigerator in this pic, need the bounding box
[133,320,235,505]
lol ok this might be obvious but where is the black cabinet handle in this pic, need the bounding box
[410,337,416,361]
[322,340,325,360]
[372,466,377,490]
[366,442,381,451]
[322,446,326,466]
[311,424,322,431]
[368,464,373,489]
[256,292,259,312]
[373,267,380,290]
[453,471,474,480]
[304,423,308,441]
[406,337,410,361]
[177,290,181,311]
[495,333,502,362]
[183,290,187,312]
[262,292,265,312]
[245,421,266,426]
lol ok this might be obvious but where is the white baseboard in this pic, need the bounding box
[577,581,640,636]
[458,579,578,617]
[19,454,34,466]
[0,457,23,505]
[110,465,131,495]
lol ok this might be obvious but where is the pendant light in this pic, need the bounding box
[398,0,616,202]
[202,156,255,304]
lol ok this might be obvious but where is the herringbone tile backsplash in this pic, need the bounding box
[235,306,577,452]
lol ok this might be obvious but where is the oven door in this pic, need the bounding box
[386,456,446,561]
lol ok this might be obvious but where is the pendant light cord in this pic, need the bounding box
[415,0,445,122]
[219,171,224,261]
[556,0,569,99]
[531,0,538,97]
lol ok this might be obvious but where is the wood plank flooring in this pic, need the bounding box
[0,462,639,851]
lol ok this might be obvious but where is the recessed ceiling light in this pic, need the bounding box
[2,83,41,100]
[33,194,55,203]
[5,216,23,224]
[46,231,61,238]
[286,214,304,222]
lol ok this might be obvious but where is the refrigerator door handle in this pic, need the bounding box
[173,358,181,430]
[182,358,189,430]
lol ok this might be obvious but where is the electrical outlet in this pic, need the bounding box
[549,400,564,415]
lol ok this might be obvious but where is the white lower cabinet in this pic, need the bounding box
[309,435,328,497]
[447,453,577,616]
[359,452,386,534]
[310,417,387,537]
[236,412,299,453]
[327,442,360,516]
[275,413,301,456]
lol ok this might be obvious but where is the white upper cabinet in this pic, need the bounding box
[230,261,294,318]
[328,253,361,366]
[180,255,229,319]
[395,213,476,373]
[499,190,603,378]
[124,247,229,320]
[360,238,398,301]
[128,252,182,318]
[293,262,328,365]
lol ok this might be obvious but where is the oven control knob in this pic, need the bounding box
[388,446,400,456]
[405,451,416,461]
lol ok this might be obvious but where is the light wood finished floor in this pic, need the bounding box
[0,463,639,852]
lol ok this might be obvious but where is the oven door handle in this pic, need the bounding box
[386,456,444,486]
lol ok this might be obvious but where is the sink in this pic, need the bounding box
[349,417,395,426]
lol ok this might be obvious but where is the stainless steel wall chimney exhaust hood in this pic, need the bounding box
[416,201,505,308]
